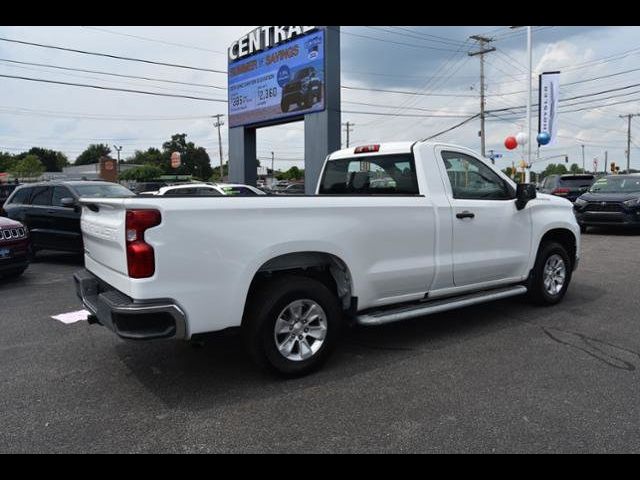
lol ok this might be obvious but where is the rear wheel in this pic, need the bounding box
[243,275,342,377]
[526,242,572,305]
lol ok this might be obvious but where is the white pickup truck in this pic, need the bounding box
[75,141,580,376]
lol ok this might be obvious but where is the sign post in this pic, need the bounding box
[171,152,181,181]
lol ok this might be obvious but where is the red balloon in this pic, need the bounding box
[504,136,518,150]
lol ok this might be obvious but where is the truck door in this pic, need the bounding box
[438,149,532,287]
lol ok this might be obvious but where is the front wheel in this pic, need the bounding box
[526,241,572,306]
[243,275,342,377]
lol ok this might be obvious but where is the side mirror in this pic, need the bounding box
[60,197,77,209]
[516,183,537,210]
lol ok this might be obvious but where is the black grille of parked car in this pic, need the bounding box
[0,227,26,241]
[585,202,624,213]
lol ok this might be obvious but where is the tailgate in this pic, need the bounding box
[80,199,128,275]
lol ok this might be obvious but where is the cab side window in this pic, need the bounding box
[31,186,53,206]
[9,187,32,205]
[441,151,512,201]
[52,187,73,207]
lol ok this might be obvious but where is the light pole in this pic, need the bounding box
[113,145,122,175]
[511,26,533,183]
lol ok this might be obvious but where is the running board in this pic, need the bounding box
[356,285,528,327]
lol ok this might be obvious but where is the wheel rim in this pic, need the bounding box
[274,299,328,362]
[543,254,566,296]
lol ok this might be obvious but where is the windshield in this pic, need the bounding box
[74,184,135,198]
[589,177,640,193]
[558,177,594,188]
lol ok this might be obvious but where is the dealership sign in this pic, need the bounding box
[228,26,318,62]
[228,26,326,128]
[538,71,560,147]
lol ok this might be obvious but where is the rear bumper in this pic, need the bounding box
[74,269,187,340]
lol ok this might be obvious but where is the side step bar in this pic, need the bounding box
[356,285,528,327]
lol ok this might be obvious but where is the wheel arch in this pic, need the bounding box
[537,228,578,269]
[244,251,356,317]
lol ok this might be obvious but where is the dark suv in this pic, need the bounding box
[574,175,640,232]
[280,67,323,113]
[538,174,596,203]
[0,183,19,215]
[3,181,134,255]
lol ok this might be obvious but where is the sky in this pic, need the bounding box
[1,25,640,174]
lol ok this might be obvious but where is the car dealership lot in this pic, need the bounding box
[1,231,640,453]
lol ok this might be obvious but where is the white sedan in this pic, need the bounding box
[151,183,266,197]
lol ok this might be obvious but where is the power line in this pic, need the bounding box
[341,85,478,98]
[364,26,468,47]
[0,74,228,103]
[80,26,227,55]
[422,114,481,141]
[0,36,227,74]
[0,58,227,90]
[338,28,462,52]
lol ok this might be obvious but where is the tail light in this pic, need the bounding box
[355,145,380,154]
[126,209,161,279]
[552,187,571,196]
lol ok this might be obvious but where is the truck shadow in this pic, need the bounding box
[31,250,84,266]
[585,226,640,236]
[113,282,607,411]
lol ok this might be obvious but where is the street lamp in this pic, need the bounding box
[510,26,533,183]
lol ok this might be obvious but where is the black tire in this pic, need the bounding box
[280,100,290,113]
[242,275,343,377]
[526,241,572,306]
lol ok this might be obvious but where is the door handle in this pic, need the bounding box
[456,211,475,220]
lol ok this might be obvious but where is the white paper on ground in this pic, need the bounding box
[52,310,90,325]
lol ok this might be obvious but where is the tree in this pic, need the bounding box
[18,147,69,172]
[539,163,568,180]
[210,163,229,182]
[119,165,164,182]
[161,134,212,180]
[0,152,16,172]
[75,144,111,165]
[126,148,163,167]
[569,163,584,174]
[276,166,305,181]
[10,154,45,179]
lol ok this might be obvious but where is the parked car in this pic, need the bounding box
[0,183,19,215]
[0,216,30,278]
[75,141,580,376]
[131,181,168,195]
[277,183,305,195]
[574,174,640,232]
[3,181,134,255]
[154,183,266,197]
[538,174,596,203]
[280,67,323,113]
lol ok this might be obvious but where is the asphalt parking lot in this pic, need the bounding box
[1,230,640,453]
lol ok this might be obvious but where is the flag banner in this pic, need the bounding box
[538,72,560,146]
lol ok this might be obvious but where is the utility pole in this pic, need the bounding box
[581,144,585,173]
[620,114,639,174]
[604,150,608,175]
[342,122,355,148]
[213,114,225,182]
[469,35,496,159]
[271,151,275,186]
[113,145,122,175]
